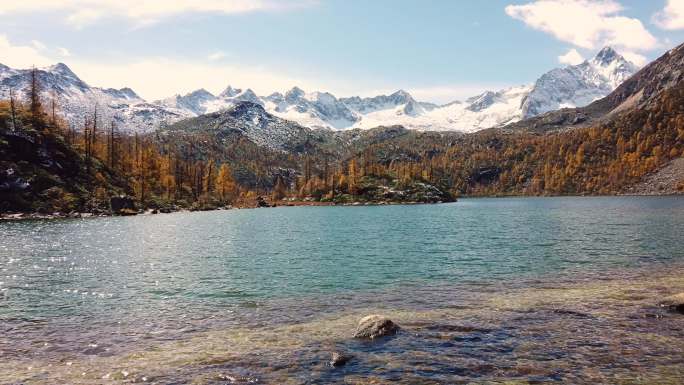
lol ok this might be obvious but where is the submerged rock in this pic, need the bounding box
[353,315,399,339]
[329,351,352,367]
[660,293,684,313]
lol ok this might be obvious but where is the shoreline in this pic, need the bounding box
[0,199,452,221]
[3,193,684,221]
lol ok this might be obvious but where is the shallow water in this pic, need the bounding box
[1,197,683,384]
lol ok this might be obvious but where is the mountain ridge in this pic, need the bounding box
[503,43,684,133]
[0,47,637,134]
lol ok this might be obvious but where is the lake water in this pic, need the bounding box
[1,197,683,384]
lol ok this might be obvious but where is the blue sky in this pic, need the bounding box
[1,0,684,103]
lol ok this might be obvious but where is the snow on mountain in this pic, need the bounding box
[202,46,635,132]
[218,85,242,98]
[0,63,191,132]
[0,46,637,134]
[163,101,312,152]
[157,88,216,115]
[347,85,532,131]
[521,47,638,118]
[259,87,357,129]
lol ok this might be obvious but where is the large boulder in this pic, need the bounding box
[110,196,136,215]
[353,315,399,339]
[256,196,270,208]
[660,293,684,313]
[329,351,352,367]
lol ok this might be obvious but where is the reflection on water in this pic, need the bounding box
[1,197,683,383]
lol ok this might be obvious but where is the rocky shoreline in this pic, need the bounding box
[1,257,683,384]
[0,196,452,221]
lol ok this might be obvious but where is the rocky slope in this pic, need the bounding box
[160,101,349,154]
[0,126,130,213]
[623,158,684,195]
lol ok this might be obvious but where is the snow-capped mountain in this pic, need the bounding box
[151,46,637,132]
[163,101,316,152]
[0,63,192,132]
[0,46,637,133]
[521,47,638,118]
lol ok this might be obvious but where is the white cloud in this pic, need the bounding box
[0,35,53,68]
[57,47,71,57]
[65,57,320,100]
[0,33,354,101]
[0,37,533,106]
[0,35,512,105]
[0,0,317,28]
[207,51,228,61]
[31,40,46,51]
[66,8,104,29]
[505,0,658,52]
[558,48,584,65]
[621,51,648,67]
[653,0,684,30]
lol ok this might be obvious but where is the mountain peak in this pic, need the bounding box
[219,85,241,98]
[227,100,268,118]
[392,89,411,97]
[101,87,141,100]
[187,88,214,98]
[241,88,257,96]
[285,86,305,100]
[465,91,498,112]
[118,87,140,100]
[47,62,79,79]
[119,87,137,96]
[593,47,621,66]
[389,89,414,104]
[235,88,261,103]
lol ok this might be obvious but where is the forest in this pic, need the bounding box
[1,69,683,215]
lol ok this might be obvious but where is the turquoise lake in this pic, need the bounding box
[1,197,684,384]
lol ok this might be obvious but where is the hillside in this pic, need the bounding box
[0,101,130,214]
[332,43,684,196]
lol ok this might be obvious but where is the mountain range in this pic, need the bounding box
[0,47,637,134]
[2,40,683,214]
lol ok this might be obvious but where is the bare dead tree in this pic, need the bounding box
[9,88,18,131]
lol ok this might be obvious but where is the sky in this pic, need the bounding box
[1,0,684,104]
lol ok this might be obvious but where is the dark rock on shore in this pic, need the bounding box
[353,315,399,339]
[323,176,454,205]
[110,196,136,215]
[660,293,684,313]
[117,208,138,216]
[256,196,272,208]
[329,351,352,367]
